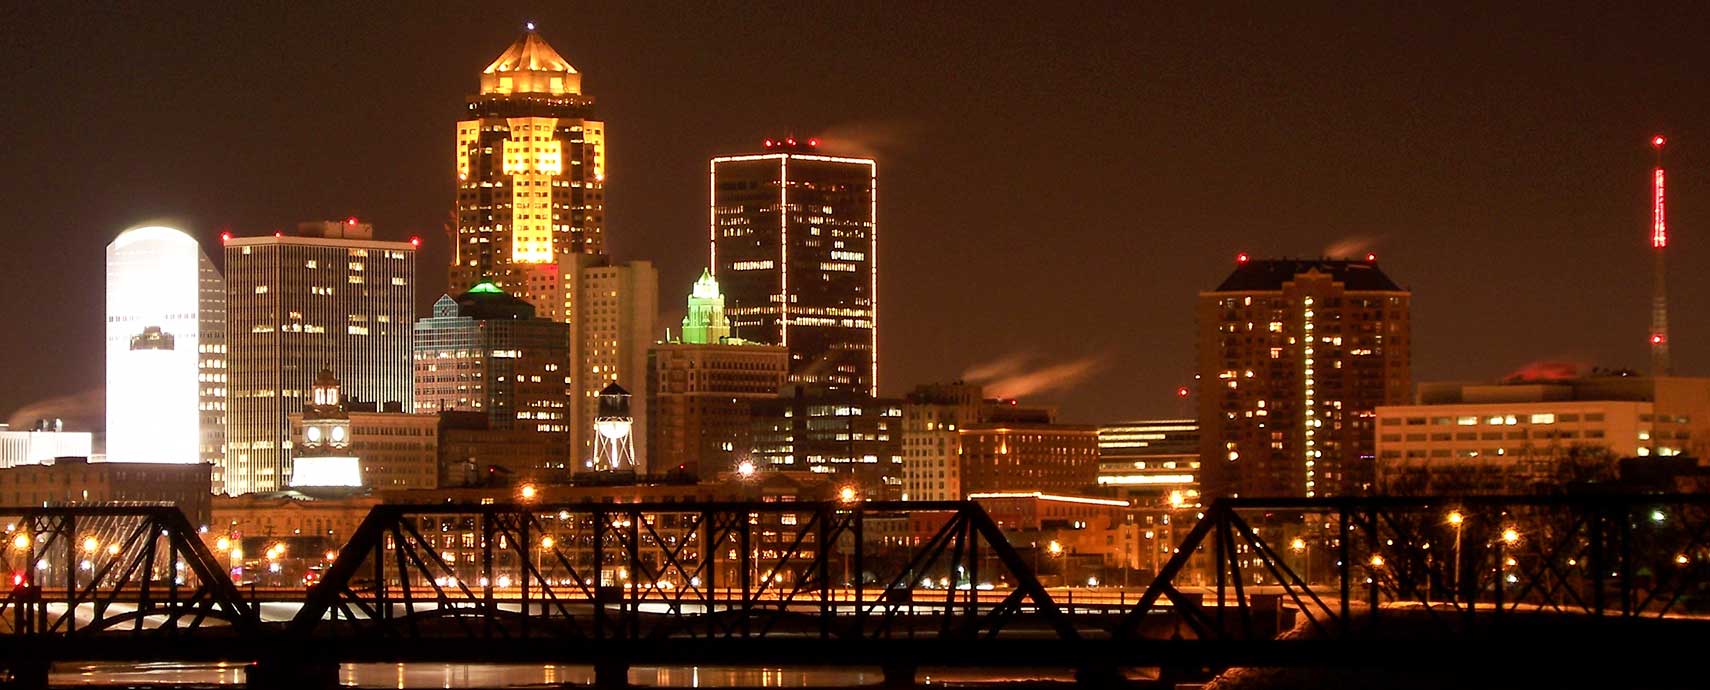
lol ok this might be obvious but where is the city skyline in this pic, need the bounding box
[4,4,1709,427]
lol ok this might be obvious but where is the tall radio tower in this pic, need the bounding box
[1650,134,1672,376]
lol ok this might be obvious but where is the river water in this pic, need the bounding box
[48,662,1081,688]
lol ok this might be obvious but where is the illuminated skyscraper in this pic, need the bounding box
[711,139,877,396]
[105,226,225,467]
[223,221,415,494]
[451,25,606,309]
[1196,257,1411,499]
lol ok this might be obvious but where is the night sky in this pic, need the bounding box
[3,2,1708,427]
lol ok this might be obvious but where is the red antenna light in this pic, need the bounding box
[346,216,359,225]
[1653,135,1667,149]
[1652,334,1665,345]
[808,138,820,147]
[220,231,232,243]
[274,231,283,238]
[785,137,797,146]
[1366,252,1377,262]
[409,236,421,247]
[1176,386,1190,398]
[1236,252,1250,264]
[764,139,774,148]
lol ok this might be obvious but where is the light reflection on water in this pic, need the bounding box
[48,662,949,688]
[50,662,1080,687]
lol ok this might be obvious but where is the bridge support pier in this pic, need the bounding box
[593,659,628,689]
[247,658,338,689]
[881,662,916,688]
[1074,665,1122,688]
[1,658,50,689]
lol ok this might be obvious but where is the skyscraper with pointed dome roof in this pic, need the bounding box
[681,268,731,345]
[451,25,607,305]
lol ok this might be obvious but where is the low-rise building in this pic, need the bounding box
[1375,374,1710,494]
[959,423,1101,496]
[0,457,212,525]
[750,387,904,495]
[0,421,93,469]
[289,399,439,491]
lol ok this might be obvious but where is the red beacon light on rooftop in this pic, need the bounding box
[807,138,820,147]
[1653,135,1667,149]
[220,231,232,243]
[274,231,283,238]
[409,236,421,248]
[1176,386,1190,398]
[1652,334,1666,345]
[1366,252,1377,262]
[763,139,775,148]
[1236,252,1250,264]
[346,216,359,225]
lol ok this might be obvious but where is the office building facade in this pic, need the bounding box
[1097,419,1200,507]
[750,388,903,494]
[105,226,226,467]
[223,221,415,494]
[711,140,877,395]
[414,282,570,463]
[1196,258,1411,499]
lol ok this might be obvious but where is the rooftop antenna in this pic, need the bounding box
[1650,134,1672,376]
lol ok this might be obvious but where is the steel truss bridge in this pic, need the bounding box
[0,496,1707,687]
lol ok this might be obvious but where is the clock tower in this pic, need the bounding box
[291,369,362,487]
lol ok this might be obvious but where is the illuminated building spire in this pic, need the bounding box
[1650,134,1671,376]
[681,268,731,344]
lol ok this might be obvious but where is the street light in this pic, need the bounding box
[737,460,756,478]
[82,537,99,553]
[1501,528,1520,545]
[11,533,30,550]
[838,486,859,504]
[520,483,539,501]
[541,535,556,549]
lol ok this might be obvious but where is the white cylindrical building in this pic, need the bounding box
[106,226,222,464]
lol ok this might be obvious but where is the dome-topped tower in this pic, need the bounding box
[480,26,581,96]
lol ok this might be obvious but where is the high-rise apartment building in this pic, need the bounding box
[223,221,415,495]
[414,282,571,463]
[647,271,788,476]
[565,255,657,468]
[710,139,877,396]
[451,26,605,306]
[1196,257,1411,499]
[106,226,226,468]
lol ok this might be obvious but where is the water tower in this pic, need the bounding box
[593,383,635,472]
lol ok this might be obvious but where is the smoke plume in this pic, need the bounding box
[1324,235,1380,259]
[962,352,1111,400]
[5,387,104,431]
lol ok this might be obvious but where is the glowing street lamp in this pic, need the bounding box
[1447,511,1463,526]
[82,537,99,553]
[11,533,30,550]
[1290,537,1306,552]
[736,460,756,478]
[520,483,539,501]
[1501,528,1520,545]
[838,486,859,503]
[1047,540,1064,557]
[216,536,232,552]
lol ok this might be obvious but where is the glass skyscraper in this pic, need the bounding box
[710,140,877,396]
